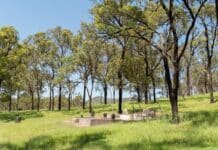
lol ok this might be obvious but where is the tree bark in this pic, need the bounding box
[208,68,214,103]
[186,64,191,96]
[58,85,62,111]
[37,89,40,112]
[204,71,208,93]
[152,77,156,103]
[31,93,34,110]
[49,85,52,111]
[159,0,206,124]
[163,57,179,124]
[8,94,12,112]
[16,91,20,111]
[216,0,218,22]
[89,95,92,113]
[82,79,87,109]
[202,19,216,103]
[170,91,179,123]
[118,70,123,114]
[206,51,215,103]
[165,78,169,98]
[136,85,141,103]
[51,87,54,111]
[88,78,94,113]
[117,42,126,114]
[103,82,108,104]
[68,92,71,111]
[51,71,55,111]
[113,77,116,104]
[144,83,148,104]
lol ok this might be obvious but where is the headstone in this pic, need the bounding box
[15,115,21,123]
[103,113,107,118]
[111,114,116,120]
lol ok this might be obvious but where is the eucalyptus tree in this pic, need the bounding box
[41,32,58,111]
[64,78,77,111]
[0,26,19,90]
[131,39,162,103]
[199,3,217,103]
[2,55,23,112]
[49,27,74,111]
[157,0,207,123]
[7,44,26,111]
[0,26,20,111]
[122,54,145,103]
[97,42,117,104]
[46,62,57,111]
[73,23,101,113]
[22,66,36,110]
[183,30,200,96]
[72,28,89,109]
[92,0,134,113]
[24,32,52,112]
[21,43,37,110]
[108,0,207,123]
[58,54,79,111]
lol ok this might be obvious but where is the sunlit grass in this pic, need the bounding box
[0,93,218,150]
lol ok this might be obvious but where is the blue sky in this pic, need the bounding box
[0,0,93,40]
[0,0,133,100]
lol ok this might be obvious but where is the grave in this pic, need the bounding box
[72,114,116,127]
[73,117,113,127]
[119,109,156,121]
[68,109,157,127]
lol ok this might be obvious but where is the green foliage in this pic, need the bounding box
[0,92,10,102]
[72,95,82,106]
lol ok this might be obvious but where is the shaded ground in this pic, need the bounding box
[0,111,43,122]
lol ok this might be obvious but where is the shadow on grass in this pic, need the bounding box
[0,111,43,122]
[0,143,19,150]
[0,136,55,150]
[24,136,56,150]
[120,134,211,150]
[0,131,110,150]
[182,110,218,126]
[0,130,217,150]
[70,132,110,150]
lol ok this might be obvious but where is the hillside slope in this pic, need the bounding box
[0,94,218,150]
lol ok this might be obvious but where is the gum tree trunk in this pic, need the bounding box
[8,94,12,112]
[103,82,108,104]
[31,93,34,110]
[58,85,62,111]
[144,84,148,104]
[51,87,54,111]
[37,89,40,112]
[68,92,71,111]
[82,78,87,109]
[152,77,156,103]
[118,71,123,114]
[136,85,141,103]
[49,85,52,110]
[163,57,180,124]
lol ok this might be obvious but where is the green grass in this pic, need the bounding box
[0,94,218,150]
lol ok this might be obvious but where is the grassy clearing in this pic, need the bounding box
[0,94,218,150]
